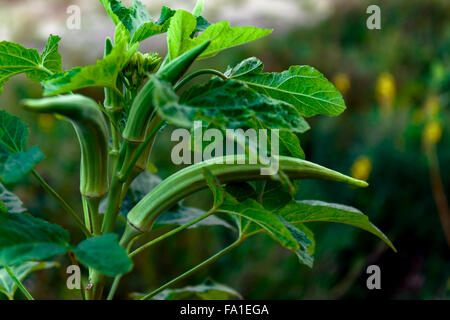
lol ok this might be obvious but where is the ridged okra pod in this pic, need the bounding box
[125,155,368,235]
[122,40,211,143]
[23,95,109,198]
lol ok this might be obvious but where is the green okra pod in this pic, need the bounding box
[22,95,109,198]
[122,40,211,143]
[125,155,368,234]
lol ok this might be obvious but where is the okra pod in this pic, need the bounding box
[23,95,109,198]
[126,155,368,233]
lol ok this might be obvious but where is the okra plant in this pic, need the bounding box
[0,0,395,300]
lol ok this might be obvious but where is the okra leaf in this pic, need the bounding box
[42,25,138,96]
[280,218,315,267]
[154,205,234,230]
[151,279,242,300]
[167,10,272,60]
[72,234,132,277]
[278,200,396,252]
[226,57,346,117]
[0,212,70,266]
[0,261,58,300]
[0,183,26,213]
[40,35,63,75]
[224,181,315,267]
[0,111,44,184]
[99,0,121,25]
[101,0,175,43]
[156,78,310,133]
[220,196,299,251]
[0,35,62,93]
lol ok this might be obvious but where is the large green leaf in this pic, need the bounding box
[42,25,138,96]
[151,279,242,300]
[167,10,272,60]
[108,1,175,43]
[0,212,70,266]
[226,57,346,117]
[278,200,396,251]
[0,111,44,183]
[72,234,132,277]
[155,78,309,133]
[0,35,62,93]
[0,261,58,300]
[0,183,25,213]
[223,181,315,267]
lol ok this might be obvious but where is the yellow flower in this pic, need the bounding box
[37,114,55,133]
[376,72,396,108]
[423,121,443,146]
[333,73,351,95]
[351,156,372,181]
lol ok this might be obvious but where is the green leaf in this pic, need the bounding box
[42,25,138,96]
[220,196,299,251]
[278,200,396,252]
[226,57,346,117]
[0,212,70,266]
[40,35,63,74]
[156,78,309,133]
[0,183,25,213]
[278,131,305,159]
[0,261,58,300]
[0,35,62,93]
[0,111,44,183]
[102,0,175,43]
[167,10,272,60]
[280,218,315,267]
[0,146,44,184]
[151,279,242,300]
[73,234,132,277]
[99,0,121,25]
[154,205,234,230]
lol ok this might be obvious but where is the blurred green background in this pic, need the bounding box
[0,0,449,299]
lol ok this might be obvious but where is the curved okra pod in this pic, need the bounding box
[22,95,109,198]
[125,155,368,236]
[122,40,211,143]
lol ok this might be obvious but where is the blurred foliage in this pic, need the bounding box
[0,0,449,299]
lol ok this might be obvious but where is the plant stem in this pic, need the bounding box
[4,266,34,300]
[174,69,229,91]
[129,209,215,258]
[31,169,90,237]
[140,238,243,300]
[107,275,123,300]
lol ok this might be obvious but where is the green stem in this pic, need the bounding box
[31,169,90,237]
[107,275,123,300]
[174,69,229,91]
[4,266,34,300]
[129,209,215,258]
[140,238,243,300]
